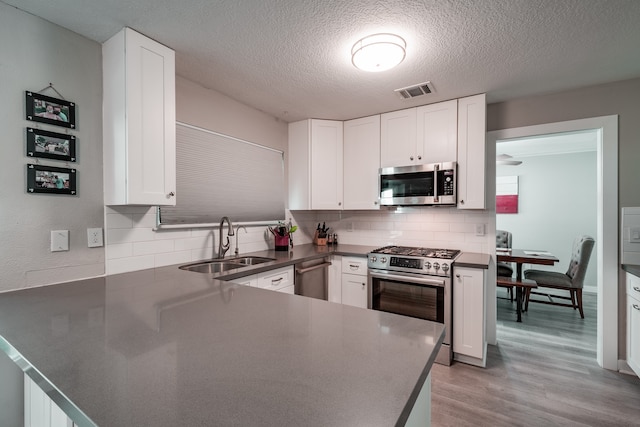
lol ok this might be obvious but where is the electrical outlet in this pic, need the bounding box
[475,224,486,236]
[51,230,69,252]
[87,228,104,248]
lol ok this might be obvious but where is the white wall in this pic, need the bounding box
[289,208,493,254]
[0,3,104,291]
[496,151,598,289]
[104,76,289,274]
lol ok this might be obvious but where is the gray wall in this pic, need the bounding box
[488,77,640,359]
[496,151,598,288]
[0,3,105,292]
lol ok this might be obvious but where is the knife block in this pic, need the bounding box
[313,230,327,246]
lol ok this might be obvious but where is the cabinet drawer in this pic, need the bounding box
[627,272,640,299]
[341,256,367,276]
[257,266,294,292]
[225,274,258,287]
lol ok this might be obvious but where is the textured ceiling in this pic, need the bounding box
[5,0,640,122]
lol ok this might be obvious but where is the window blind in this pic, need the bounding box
[158,122,285,226]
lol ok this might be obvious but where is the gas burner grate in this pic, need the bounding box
[371,246,460,260]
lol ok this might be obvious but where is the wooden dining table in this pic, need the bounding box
[496,249,559,322]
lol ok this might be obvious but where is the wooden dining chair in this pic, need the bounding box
[523,235,594,318]
[496,230,515,301]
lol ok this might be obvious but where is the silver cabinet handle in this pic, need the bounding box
[338,202,342,206]
[361,283,365,288]
[633,286,640,292]
[349,264,360,270]
[460,200,465,204]
[271,277,283,284]
[410,156,414,161]
[374,201,378,205]
[167,191,175,198]
[633,304,640,311]
[455,274,460,278]
[418,155,422,160]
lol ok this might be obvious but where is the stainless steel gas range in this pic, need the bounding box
[367,245,460,366]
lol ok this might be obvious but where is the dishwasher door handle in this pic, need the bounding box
[296,262,332,274]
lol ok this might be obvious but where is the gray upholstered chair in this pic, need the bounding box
[496,230,514,300]
[523,235,594,318]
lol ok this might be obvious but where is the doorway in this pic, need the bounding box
[487,115,619,371]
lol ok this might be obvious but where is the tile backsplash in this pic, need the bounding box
[288,207,493,252]
[105,206,493,274]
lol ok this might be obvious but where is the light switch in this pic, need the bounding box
[475,224,485,236]
[630,227,640,243]
[51,230,69,252]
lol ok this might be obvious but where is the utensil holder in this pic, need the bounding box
[275,234,290,251]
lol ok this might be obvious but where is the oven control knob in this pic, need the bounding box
[433,262,440,270]
[442,263,449,272]
[380,257,387,263]
[424,262,431,269]
[370,256,377,263]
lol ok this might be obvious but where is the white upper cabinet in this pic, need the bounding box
[343,115,381,210]
[380,108,416,168]
[103,27,176,206]
[456,94,486,209]
[288,119,343,210]
[416,99,458,164]
[380,99,457,168]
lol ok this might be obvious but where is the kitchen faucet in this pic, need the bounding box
[235,225,247,256]
[217,216,235,258]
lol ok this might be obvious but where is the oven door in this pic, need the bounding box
[368,269,451,346]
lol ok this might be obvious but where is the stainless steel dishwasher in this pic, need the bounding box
[294,257,331,300]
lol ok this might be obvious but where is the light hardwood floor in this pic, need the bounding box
[431,290,640,426]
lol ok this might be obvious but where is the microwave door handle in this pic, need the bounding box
[433,163,439,203]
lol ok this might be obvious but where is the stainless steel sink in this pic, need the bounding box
[179,256,275,273]
[233,256,275,265]
[179,260,245,274]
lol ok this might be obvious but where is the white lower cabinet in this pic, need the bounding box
[626,273,640,377]
[341,256,368,308]
[453,266,487,367]
[328,255,342,303]
[226,274,258,288]
[24,375,76,427]
[257,266,294,292]
[224,266,294,293]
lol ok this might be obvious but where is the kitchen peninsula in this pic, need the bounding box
[0,245,444,426]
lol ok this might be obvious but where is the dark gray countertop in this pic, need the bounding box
[622,264,640,278]
[0,243,444,426]
[453,252,491,269]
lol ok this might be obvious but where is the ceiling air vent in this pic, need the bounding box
[394,81,435,100]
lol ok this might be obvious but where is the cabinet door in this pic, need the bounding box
[311,119,343,209]
[25,375,74,427]
[225,274,258,287]
[342,273,368,308]
[103,27,176,206]
[453,267,485,361]
[416,100,457,164]
[457,94,486,209]
[344,115,381,210]
[257,266,294,292]
[628,296,640,376]
[380,108,417,167]
[328,255,342,304]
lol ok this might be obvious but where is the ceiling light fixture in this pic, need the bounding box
[496,154,523,166]
[351,33,406,72]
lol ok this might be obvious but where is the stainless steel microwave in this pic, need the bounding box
[379,162,457,206]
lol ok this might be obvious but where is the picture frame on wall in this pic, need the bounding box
[25,91,76,129]
[26,127,76,162]
[27,164,77,195]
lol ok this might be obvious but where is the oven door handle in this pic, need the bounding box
[368,270,446,287]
